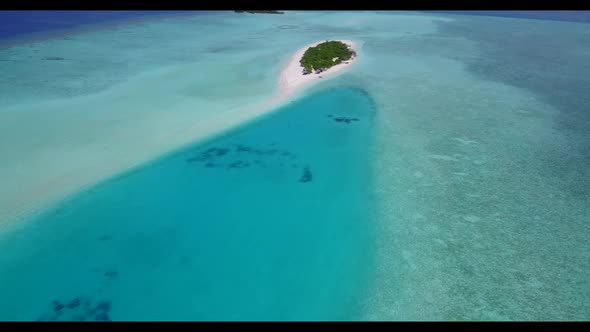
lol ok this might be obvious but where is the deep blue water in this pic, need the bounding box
[2,11,589,42]
[0,87,377,321]
[0,11,195,39]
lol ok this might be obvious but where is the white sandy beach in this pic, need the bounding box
[0,39,359,228]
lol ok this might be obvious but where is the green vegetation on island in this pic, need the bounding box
[234,10,284,14]
[299,40,356,74]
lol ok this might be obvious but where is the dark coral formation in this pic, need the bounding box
[37,268,116,321]
[67,297,80,309]
[95,301,111,312]
[207,147,230,156]
[333,117,359,124]
[95,312,110,321]
[52,300,65,312]
[186,147,229,163]
[185,144,311,182]
[235,144,252,153]
[40,296,112,321]
[185,144,298,172]
[103,269,118,279]
[228,161,250,169]
[299,166,313,183]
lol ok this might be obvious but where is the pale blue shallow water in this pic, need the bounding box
[0,87,377,321]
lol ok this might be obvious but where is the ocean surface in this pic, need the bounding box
[0,87,376,320]
[0,11,589,320]
[0,11,185,38]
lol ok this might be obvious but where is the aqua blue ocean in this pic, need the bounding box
[1,11,589,321]
[0,87,377,321]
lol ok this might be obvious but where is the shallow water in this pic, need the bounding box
[0,11,589,320]
[0,87,376,321]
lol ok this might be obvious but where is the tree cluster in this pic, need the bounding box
[300,41,354,72]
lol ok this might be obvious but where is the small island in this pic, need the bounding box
[277,39,358,100]
[234,10,284,14]
[299,40,356,75]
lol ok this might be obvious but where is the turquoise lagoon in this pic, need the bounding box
[0,87,376,321]
[0,11,589,320]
